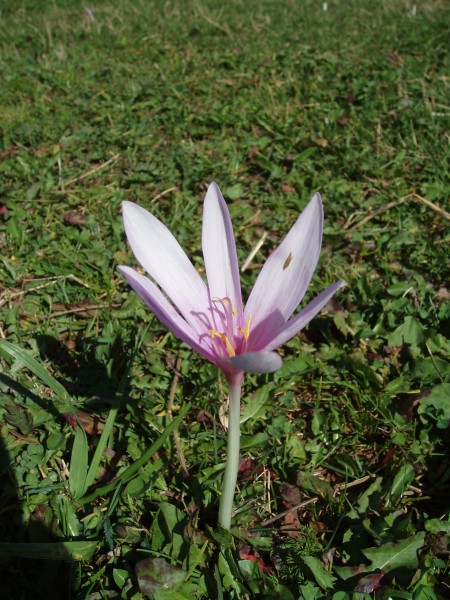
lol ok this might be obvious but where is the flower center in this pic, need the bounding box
[208,297,251,357]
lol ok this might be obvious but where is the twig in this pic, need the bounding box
[347,194,411,231]
[241,232,267,272]
[150,187,178,204]
[0,274,91,308]
[261,475,373,527]
[413,192,450,220]
[332,475,372,496]
[167,356,189,479]
[193,1,231,36]
[347,192,450,232]
[19,303,120,320]
[261,498,318,527]
[63,153,120,187]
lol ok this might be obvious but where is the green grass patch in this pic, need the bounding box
[0,0,449,597]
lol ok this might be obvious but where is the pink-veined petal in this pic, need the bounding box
[118,265,216,363]
[122,201,208,332]
[245,193,324,349]
[202,183,243,319]
[260,280,346,352]
[219,351,283,374]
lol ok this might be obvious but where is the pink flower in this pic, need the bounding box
[119,183,344,382]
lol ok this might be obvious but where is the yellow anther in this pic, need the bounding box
[238,315,252,341]
[213,297,237,317]
[223,336,236,357]
[209,329,236,357]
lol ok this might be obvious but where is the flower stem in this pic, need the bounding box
[218,376,243,529]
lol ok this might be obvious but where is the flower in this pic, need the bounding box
[119,182,344,382]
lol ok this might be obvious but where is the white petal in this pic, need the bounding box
[122,201,208,333]
[220,351,283,374]
[263,280,346,351]
[118,266,216,362]
[202,183,243,318]
[245,193,324,349]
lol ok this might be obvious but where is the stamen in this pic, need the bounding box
[208,297,250,358]
[209,329,236,357]
[237,315,251,341]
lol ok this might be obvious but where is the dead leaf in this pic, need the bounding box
[64,211,87,225]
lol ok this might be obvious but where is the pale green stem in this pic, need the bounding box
[218,375,243,529]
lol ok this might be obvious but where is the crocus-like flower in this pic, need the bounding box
[119,182,344,528]
[119,183,344,381]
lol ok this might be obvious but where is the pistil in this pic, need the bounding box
[208,297,251,358]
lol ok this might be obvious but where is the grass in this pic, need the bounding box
[0,0,449,598]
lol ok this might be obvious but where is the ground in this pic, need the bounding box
[0,1,449,598]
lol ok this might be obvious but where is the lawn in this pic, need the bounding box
[0,0,449,598]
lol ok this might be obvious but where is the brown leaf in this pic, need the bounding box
[314,138,329,147]
[0,145,18,159]
[238,457,264,480]
[355,571,385,593]
[338,112,348,126]
[386,50,404,66]
[64,211,87,225]
[280,482,301,507]
[281,509,301,540]
[63,410,104,435]
[281,183,296,193]
[35,146,52,158]
[239,546,273,574]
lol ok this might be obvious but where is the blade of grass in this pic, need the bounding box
[0,339,90,498]
[0,541,98,561]
[78,401,191,504]
[70,424,89,499]
[83,367,129,492]
[0,339,75,415]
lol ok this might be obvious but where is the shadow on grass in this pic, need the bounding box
[35,333,127,403]
[0,333,131,599]
[0,434,75,600]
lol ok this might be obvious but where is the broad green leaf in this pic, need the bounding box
[0,541,97,561]
[425,518,450,534]
[238,559,259,579]
[356,477,383,513]
[55,494,81,537]
[224,183,244,200]
[413,585,438,599]
[69,423,89,499]
[427,333,450,359]
[362,532,425,572]
[135,557,185,595]
[113,568,130,590]
[418,383,450,429]
[385,463,415,508]
[334,564,368,581]
[298,581,324,599]
[153,588,198,600]
[270,584,295,600]
[297,146,317,163]
[387,316,425,347]
[240,384,271,424]
[297,471,333,500]
[301,555,336,590]
[218,548,248,596]
[150,502,186,558]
